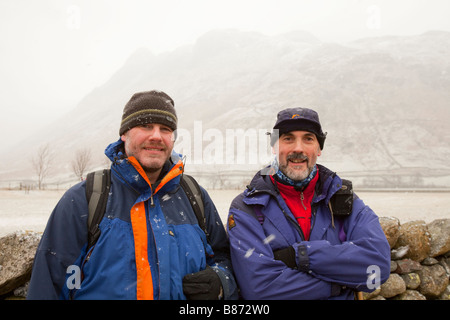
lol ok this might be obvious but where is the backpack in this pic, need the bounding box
[85,169,207,250]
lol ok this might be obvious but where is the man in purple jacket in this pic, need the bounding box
[227,107,390,300]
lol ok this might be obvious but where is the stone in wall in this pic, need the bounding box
[0,230,41,297]
[395,220,431,262]
[392,290,426,300]
[417,264,449,299]
[394,259,422,274]
[427,219,450,258]
[379,217,400,248]
[379,273,406,298]
[400,272,420,290]
[439,285,450,300]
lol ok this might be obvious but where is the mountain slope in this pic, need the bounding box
[2,29,450,188]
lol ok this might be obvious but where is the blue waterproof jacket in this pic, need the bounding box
[27,139,238,300]
[228,164,390,300]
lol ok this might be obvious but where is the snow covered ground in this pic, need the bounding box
[209,189,450,225]
[1,189,449,237]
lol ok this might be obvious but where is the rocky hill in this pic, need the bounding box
[2,29,450,189]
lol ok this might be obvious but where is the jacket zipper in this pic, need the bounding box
[147,200,160,299]
[250,188,306,240]
[300,191,307,210]
[150,195,155,207]
[69,244,95,299]
[310,203,318,236]
[282,208,305,241]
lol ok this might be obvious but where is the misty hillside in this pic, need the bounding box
[2,29,450,189]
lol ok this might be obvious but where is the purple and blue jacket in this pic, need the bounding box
[227,164,391,300]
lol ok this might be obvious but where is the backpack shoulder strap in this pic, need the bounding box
[329,179,353,217]
[328,178,353,234]
[84,171,208,248]
[85,169,111,249]
[229,190,265,227]
[179,174,208,240]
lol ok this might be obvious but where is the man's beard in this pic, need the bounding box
[279,152,313,181]
[124,142,169,174]
[142,164,163,173]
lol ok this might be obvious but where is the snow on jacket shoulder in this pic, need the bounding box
[27,139,238,300]
[227,164,390,300]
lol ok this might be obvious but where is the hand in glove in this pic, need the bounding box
[182,265,223,300]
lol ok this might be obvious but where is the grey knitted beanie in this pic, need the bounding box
[119,90,177,136]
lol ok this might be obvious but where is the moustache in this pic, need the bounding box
[286,153,309,162]
[142,143,167,150]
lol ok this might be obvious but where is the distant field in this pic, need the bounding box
[1,189,449,237]
[208,189,450,225]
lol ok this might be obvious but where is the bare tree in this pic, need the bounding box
[32,143,53,190]
[72,148,92,181]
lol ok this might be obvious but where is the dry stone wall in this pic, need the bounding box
[365,218,450,300]
[0,218,449,300]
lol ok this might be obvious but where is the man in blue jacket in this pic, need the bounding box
[227,107,390,300]
[28,90,238,300]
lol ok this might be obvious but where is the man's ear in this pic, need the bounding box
[271,140,279,155]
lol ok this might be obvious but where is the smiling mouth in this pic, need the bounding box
[288,158,306,164]
[143,145,165,152]
[288,159,307,168]
[286,153,308,165]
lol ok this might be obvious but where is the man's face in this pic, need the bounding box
[121,123,175,175]
[275,130,321,181]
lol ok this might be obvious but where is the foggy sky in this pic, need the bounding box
[1,0,450,149]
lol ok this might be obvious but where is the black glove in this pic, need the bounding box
[273,246,297,269]
[182,265,223,300]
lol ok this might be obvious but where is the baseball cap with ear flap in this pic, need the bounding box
[270,107,327,149]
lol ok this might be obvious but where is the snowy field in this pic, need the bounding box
[1,189,449,237]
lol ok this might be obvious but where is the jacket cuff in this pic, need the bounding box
[211,265,236,300]
[331,283,342,297]
[295,244,310,272]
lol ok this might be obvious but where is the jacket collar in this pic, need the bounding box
[244,163,342,207]
[105,139,184,198]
